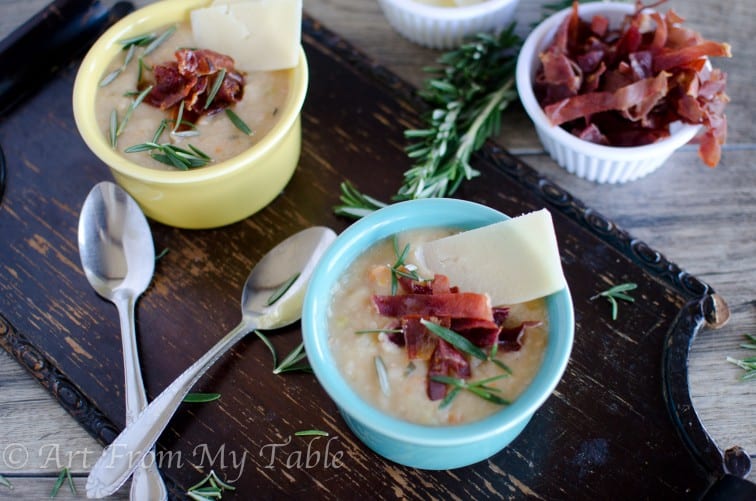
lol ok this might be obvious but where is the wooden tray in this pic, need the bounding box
[0,12,750,500]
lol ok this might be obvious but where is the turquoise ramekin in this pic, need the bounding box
[302,198,574,469]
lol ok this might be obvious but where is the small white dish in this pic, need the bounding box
[515,2,701,184]
[377,0,521,49]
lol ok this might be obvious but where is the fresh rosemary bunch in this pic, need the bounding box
[333,1,608,219]
[334,26,521,218]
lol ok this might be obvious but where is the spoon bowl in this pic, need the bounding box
[86,225,336,498]
[78,181,167,500]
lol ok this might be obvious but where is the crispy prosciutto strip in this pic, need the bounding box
[373,274,539,401]
[373,292,493,321]
[144,48,245,124]
[499,321,543,352]
[401,315,443,360]
[534,0,731,167]
[427,340,471,401]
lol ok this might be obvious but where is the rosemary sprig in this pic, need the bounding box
[50,468,76,498]
[187,470,235,501]
[273,342,312,374]
[726,334,756,381]
[432,374,511,408]
[0,474,12,490]
[590,282,637,321]
[124,141,211,170]
[254,330,313,374]
[333,180,387,218]
[390,236,409,295]
[99,25,174,87]
[183,392,221,403]
[333,26,521,218]
[266,272,300,306]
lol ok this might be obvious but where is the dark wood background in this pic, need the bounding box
[1,0,754,499]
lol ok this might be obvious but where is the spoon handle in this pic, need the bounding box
[115,294,168,501]
[86,318,254,498]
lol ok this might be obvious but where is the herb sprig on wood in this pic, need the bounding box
[334,26,521,218]
[726,334,756,381]
[590,282,637,321]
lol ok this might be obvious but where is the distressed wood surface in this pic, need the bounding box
[0,0,754,498]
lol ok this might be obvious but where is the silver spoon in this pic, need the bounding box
[78,181,168,501]
[86,224,337,498]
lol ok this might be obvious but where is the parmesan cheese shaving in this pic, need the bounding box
[414,209,567,305]
[191,0,302,72]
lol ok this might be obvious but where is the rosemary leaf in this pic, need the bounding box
[99,68,122,87]
[205,68,227,110]
[109,109,118,148]
[438,386,461,409]
[225,108,253,135]
[123,42,137,68]
[124,142,161,153]
[153,119,168,143]
[118,32,157,47]
[0,474,12,489]
[172,100,185,134]
[333,180,387,218]
[727,334,756,381]
[389,235,421,295]
[155,248,170,260]
[375,355,391,396]
[294,429,329,437]
[65,468,76,495]
[273,342,311,374]
[116,85,153,136]
[266,272,300,306]
[183,392,221,403]
[50,467,75,498]
[355,328,403,335]
[143,25,177,57]
[254,330,278,367]
[50,469,66,498]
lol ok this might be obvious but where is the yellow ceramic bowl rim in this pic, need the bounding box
[73,0,308,185]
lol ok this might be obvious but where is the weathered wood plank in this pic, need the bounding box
[0,0,754,497]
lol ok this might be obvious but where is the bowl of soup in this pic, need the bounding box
[302,198,574,469]
[73,0,308,228]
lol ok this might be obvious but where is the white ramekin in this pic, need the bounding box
[377,0,521,49]
[515,2,701,184]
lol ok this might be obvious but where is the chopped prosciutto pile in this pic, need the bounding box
[143,48,245,125]
[534,0,731,166]
[372,270,542,401]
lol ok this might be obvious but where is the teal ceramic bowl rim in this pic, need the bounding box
[302,198,574,448]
